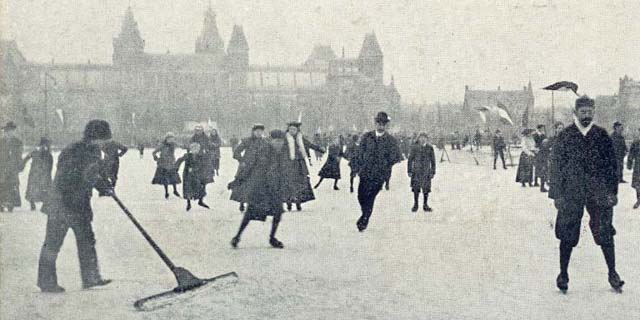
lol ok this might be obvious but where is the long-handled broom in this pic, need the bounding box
[111,194,238,311]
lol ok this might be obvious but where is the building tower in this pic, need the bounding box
[227,25,249,88]
[112,7,145,66]
[195,6,225,55]
[358,32,383,83]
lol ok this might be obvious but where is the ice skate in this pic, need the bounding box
[230,237,240,249]
[633,200,640,209]
[423,205,432,212]
[411,204,418,212]
[186,201,192,211]
[39,284,66,293]
[173,190,181,198]
[197,200,210,209]
[556,273,569,294]
[608,271,625,293]
[83,278,112,290]
[269,237,284,249]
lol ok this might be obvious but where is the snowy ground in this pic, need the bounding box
[1,146,640,320]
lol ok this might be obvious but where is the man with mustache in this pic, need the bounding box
[549,95,624,293]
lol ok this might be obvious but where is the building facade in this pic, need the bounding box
[0,6,400,144]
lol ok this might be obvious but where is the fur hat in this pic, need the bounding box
[83,120,112,141]
[575,95,594,109]
[287,121,302,128]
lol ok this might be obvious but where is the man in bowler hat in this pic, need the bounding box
[549,96,624,293]
[355,112,403,232]
[38,120,114,293]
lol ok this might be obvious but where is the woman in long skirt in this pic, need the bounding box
[22,137,54,211]
[209,129,222,176]
[176,143,209,211]
[231,129,286,249]
[627,131,640,209]
[516,129,538,187]
[151,132,182,199]
[314,136,344,190]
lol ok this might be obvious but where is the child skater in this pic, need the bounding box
[176,142,210,211]
[407,133,436,212]
[231,129,286,249]
[151,132,181,199]
[314,136,344,190]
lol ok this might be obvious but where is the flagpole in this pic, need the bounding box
[551,90,555,128]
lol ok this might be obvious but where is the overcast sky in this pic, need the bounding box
[3,0,640,108]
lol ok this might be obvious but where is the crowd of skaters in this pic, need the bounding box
[0,95,634,293]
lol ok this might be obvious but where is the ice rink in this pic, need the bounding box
[1,146,639,319]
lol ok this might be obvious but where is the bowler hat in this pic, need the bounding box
[39,137,51,146]
[2,121,17,131]
[252,123,265,131]
[286,121,302,128]
[374,111,391,124]
[575,95,594,109]
[83,119,112,141]
[270,129,285,139]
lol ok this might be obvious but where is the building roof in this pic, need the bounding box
[144,52,226,72]
[462,84,534,122]
[358,32,383,58]
[305,45,337,66]
[228,25,248,52]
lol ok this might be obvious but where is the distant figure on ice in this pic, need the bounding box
[22,137,54,211]
[0,121,23,212]
[474,129,483,151]
[344,134,361,193]
[176,143,209,211]
[229,124,265,212]
[101,140,128,188]
[355,112,403,232]
[230,129,286,249]
[626,129,640,209]
[533,125,547,187]
[516,129,537,187]
[611,122,627,183]
[492,129,507,170]
[282,121,324,211]
[546,122,565,184]
[137,142,144,159]
[190,125,214,185]
[407,133,436,212]
[152,132,182,199]
[313,133,324,161]
[38,120,114,293]
[549,95,624,293]
[209,128,222,176]
[314,136,344,190]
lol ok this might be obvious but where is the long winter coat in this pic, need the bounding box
[229,136,265,203]
[0,135,24,208]
[344,141,361,173]
[102,141,128,181]
[210,133,222,170]
[152,142,181,185]
[23,149,54,203]
[407,143,436,193]
[190,133,214,184]
[235,137,286,221]
[356,131,403,183]
[318,144,344,179]
[516,136,536,183]
[281,133,324,204]
[627,139,640,189]
[176,153,207,200]
[548,124,618,207]
[41,141,111,221]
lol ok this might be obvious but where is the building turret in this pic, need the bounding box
[195,6,225,55]
[112,7,145,66]
[358,32,383,83]
[227,25,249,87]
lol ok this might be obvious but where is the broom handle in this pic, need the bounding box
[111,194,177,271]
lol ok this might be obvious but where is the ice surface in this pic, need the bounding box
[2,146,639,319]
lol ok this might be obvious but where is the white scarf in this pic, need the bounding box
[286,132,309,161]
[573,115,594,136]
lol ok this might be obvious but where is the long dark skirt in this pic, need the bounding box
[183,174,206,200]
[318,156,341,179]
[516,153,534,183]
[282,160,315,204]
[152,167,182,185]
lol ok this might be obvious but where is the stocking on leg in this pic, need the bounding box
[411,192,419,212]
[231,213,251,248]
[172,184,181,197]
[350,177,355,193]
[602,244,624,289]
[314,178,324,189]
[423,192,432,212]
[163,185,169,199]
[634,190,640,209]
[333,179,339,190]
[557,241,573,291]
[269,215,284,248]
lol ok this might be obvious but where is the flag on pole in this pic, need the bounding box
[542,81,579,96]
[496,102,514,126]
[475,106,490,123]
[55,108,65,127]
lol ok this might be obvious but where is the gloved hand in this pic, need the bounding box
[554,197,565,210]
[607,194,618,207]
